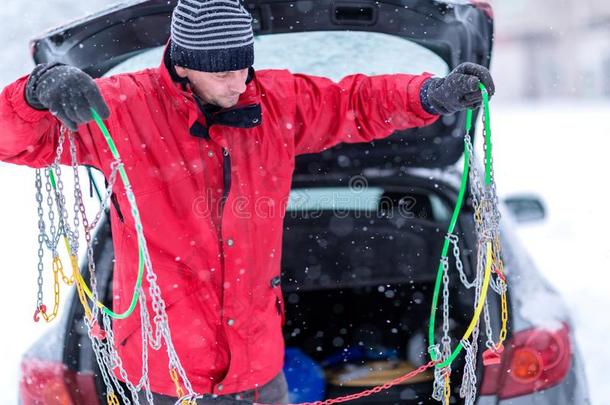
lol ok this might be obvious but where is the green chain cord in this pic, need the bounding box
[428,83,493,368]
[46,110,145,319]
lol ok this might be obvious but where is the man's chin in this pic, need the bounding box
[214,99,238,109]
[226,99,239,108]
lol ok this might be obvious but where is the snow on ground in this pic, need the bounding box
[0,2,114,404]
[491,100,610,405]
[0,1,609,404]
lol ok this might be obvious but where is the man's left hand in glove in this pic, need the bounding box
[420,62,495,115]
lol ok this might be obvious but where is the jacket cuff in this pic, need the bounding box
[11,75,53,123]
[407,72,440,120]
[419,77,440,115]
[24,62,65,110]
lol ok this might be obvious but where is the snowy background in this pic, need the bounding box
[0,1,609,404]
[0,2,113,405]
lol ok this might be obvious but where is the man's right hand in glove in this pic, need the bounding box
[25,62,110,131]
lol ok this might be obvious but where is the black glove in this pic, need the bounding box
[420,62,495,115]
[25,62,110,131]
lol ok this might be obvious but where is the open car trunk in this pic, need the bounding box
[276,177,483,403]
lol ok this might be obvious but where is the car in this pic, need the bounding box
[18,0,590,404]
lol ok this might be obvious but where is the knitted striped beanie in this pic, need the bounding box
[170,0,254,72]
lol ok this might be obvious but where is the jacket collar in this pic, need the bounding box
[159,41,262,131]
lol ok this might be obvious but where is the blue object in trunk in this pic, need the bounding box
[284,348,326,402]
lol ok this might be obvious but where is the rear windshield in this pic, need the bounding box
[105,31,449,78]
[287,187,451,222]
[282,186,453,289]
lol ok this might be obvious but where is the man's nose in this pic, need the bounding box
[229,72,247,94]
[230,79,247,94]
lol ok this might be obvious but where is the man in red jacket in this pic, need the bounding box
[0,0,494,403]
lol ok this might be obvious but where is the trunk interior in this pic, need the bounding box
[282,283,474,403]
[278,181,482,403]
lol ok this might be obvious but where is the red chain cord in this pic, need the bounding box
[255,360,439,405]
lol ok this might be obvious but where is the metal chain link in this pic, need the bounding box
[483,299,495,350]
[43,169,60,249]
[87,160,121,231]
[34,171,46,310]
[446,233,477,289]
[30,127,195,403]
[440,257,451,358]
[65,130,196,401]
[459,243,485,403]
[52,132,79,253]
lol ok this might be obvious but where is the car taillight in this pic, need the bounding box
[480,323,572,399]
[19,359,99,405]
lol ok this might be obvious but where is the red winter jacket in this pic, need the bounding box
[0,45,439,396]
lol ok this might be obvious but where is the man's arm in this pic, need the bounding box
[291,72,440,156]
[291,62,495,156]
[0,65,110,169]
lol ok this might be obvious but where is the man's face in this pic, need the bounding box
[175,66,249,108]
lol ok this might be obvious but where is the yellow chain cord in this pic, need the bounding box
[491,237,505,277]
[499,287,508,346]
[64,228,107,313]
[35,238,79,323]
[170,368,197,405]
[37,256,62,323]
[443,371,451,405]
[462,242,493,340]
[71,253,93,321]
[170,368,185,398]
[474,204,482,225]
[73,265,108,310]
[493,236,502,262]
[106,392,120,405]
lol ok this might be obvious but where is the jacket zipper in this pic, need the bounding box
[218,147,231,307]
[194,102,232,318]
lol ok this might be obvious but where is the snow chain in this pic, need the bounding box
[29,85,504,404]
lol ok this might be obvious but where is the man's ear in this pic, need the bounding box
[175,66,188,78]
